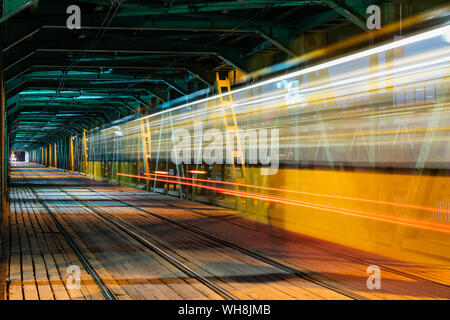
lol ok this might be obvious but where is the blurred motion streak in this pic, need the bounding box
[63,20,450,266]
[143,172,446,214]
[119,172,450,234]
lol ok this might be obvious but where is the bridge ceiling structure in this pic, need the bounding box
[1,0,376,150]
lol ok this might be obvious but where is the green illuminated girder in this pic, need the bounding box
[326,0,368,31]
[81,0,326,16]
[25,58,215,86]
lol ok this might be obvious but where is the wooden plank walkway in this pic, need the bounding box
[1,163,449,300]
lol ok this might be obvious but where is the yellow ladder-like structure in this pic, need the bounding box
[140,118,152,176]
[83,129,89,174]
[215,73,246,184]
[70,136,74,171]
[54,142,57,167]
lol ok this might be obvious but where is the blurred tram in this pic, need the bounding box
[80,24,450,172]
[32,20,450,265]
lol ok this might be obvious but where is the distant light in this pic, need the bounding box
[187,170,207,174]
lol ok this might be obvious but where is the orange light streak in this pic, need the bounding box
[117,172,450,234]
[143,173,443,214]
[152,171,170,175]
[187,170,208,174]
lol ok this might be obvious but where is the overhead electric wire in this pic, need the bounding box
[30,1,124,149]
[125,5,277,94]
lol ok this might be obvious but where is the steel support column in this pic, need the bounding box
[0,26,7,213]
[0,23,8,300]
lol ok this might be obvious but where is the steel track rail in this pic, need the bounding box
[16,173,117,300]
[35,175,237,300]
[59,175,368,300]
[162,196,450,290]
[104,173,450,290]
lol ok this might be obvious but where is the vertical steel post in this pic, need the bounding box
[0,33,6,297]
[140,118,152,190]
[49,143,52,167]
[54,142,57,168]
[154,102,165,192]
[0,28,6,212]
[83,129,88,174]
[70,136,74,171]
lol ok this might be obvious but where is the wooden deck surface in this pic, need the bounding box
[1,163,449,300]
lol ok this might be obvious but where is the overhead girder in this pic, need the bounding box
[8,100,138,121]
[5,71,181,110]
[5,78,151,100]
[7,66,201,86]
[10,113,104,149]
[83,0,369,32]
[6,73,188,107]
[95,0,327,16]
[326,0,367,31]
[5,51,248,78]
[4,19,297,58]
[5,62,213,95]
[14,97,142,108]
[8,98,123,126]
[41,132,69,146]
[9,111,112,131]
[6,35,247,59]
[3,1,372,81]
[22,59,216,86]
[8,104,124,117]
[5,64,188,90]
[4,26,274,72]
[10,112,88,144]
[143,88,168,103]
[5,83,158,104]
[15,92,142,100]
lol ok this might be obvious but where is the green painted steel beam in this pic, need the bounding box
[79,0,326,16]
[0,0,37,23]
[6,79,173,100]
[326,0,367,31]
[4,17,297,60]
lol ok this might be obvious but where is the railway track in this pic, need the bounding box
[15,165,449,300]
[17,177,117,300]
[14,171,237,300]
[61,173,450,295]
[163,195,450,290]
[44,172,366,300]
